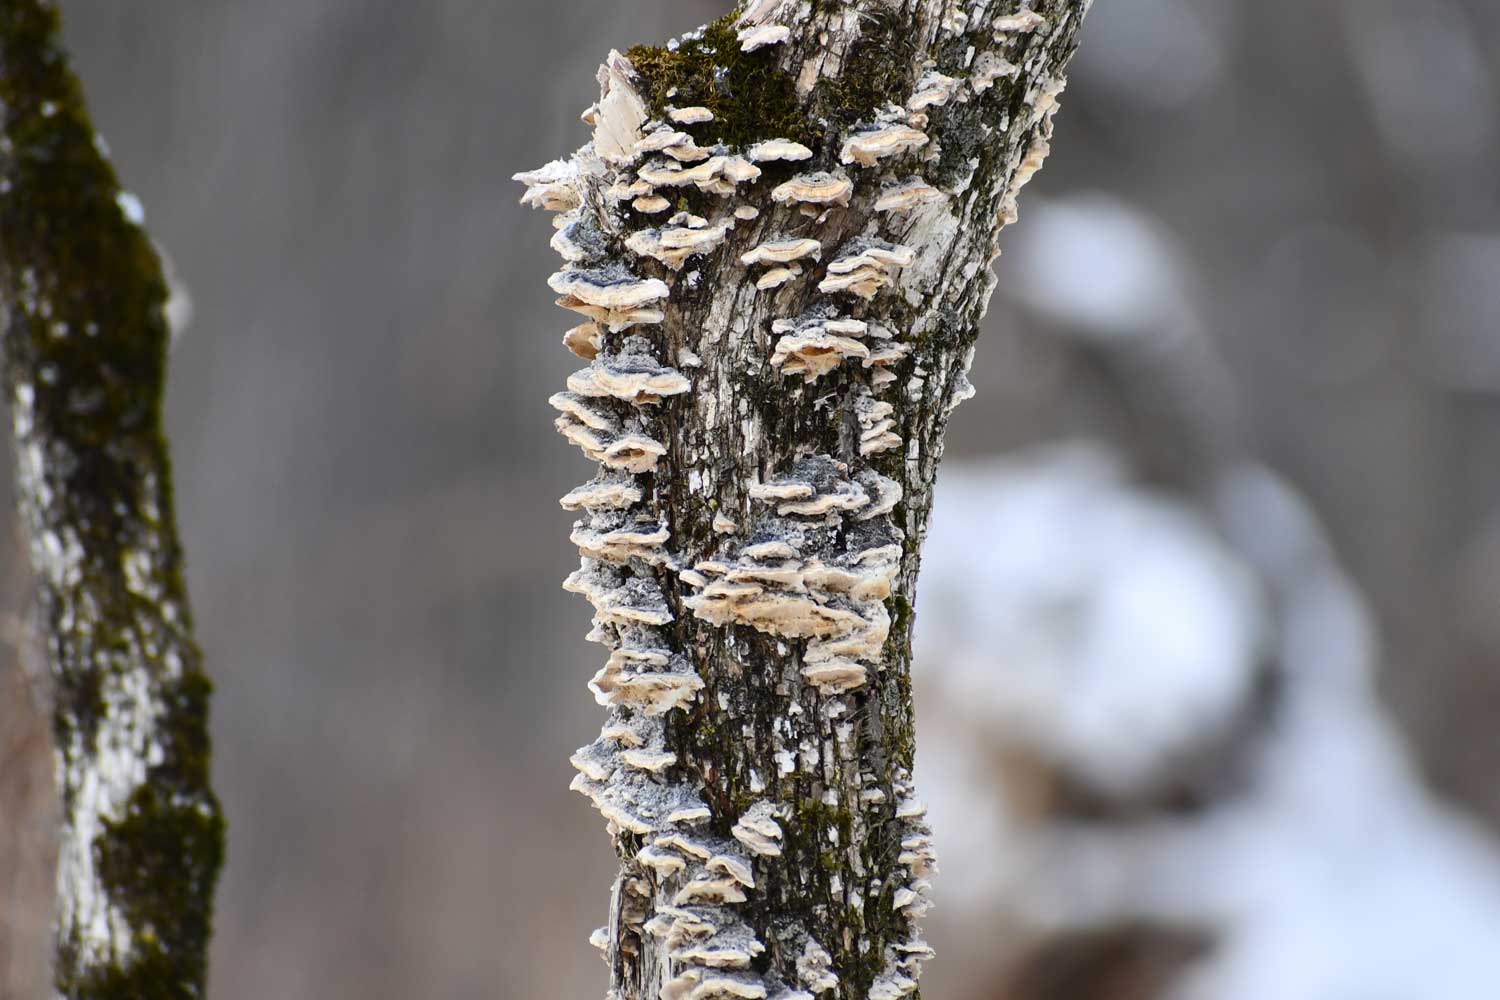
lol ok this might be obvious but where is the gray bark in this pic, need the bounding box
[0,3,224,997]
[516,2,1090,998]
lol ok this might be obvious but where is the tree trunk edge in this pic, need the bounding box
[0,4,225,998]
[521,1,1091,998]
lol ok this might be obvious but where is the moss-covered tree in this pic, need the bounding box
[0,2,224,997]
[516,1,1091,998]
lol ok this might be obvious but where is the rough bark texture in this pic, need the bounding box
[516,2,1089,998]
[0,3,224,997]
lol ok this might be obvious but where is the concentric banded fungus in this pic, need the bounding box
[568,338,691,404]
[636,128,693,154]
[513,159,581,213]
[663,141,713,164]
[564,560,674,626]
[550,215,607,263]
[732,801,785,858]
[570,510,672,565]
[770,172,854,207]
[549,390,618,433]
[756,265,803,291]
[628,222,733,270]
[818,241,917,300]
[907,71,961,111]
[570,768,712,836]
[633,195,672,214]
[551,266,670,331]
[741,238,823,268]
[672,925,767,969]
[768,315,871,382]
[555,411,669,472]
[550,267,669,310]
[840,125,929,167]
[747,138,814,163]
[639,155,762,195]
[560,473,645,512]
[855,392,902,456]
[874,179,947,213]
[590,656,705,715]
[669,106,715,125]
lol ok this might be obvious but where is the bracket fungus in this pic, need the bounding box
[732,801,786,858]
[855,392,902,457]
[874,178,947,213]
[513,159,582,214]
[567,338,692,405]
[768,315,871,382]
[818,241,917,300]
[756,265,803,291]
[550,266,671,331]
[839,125,930,168]
[907,71,962,111]
[669,106,716,125]
[628,222,734,270]
[559,474,645,512]
[747,138,814,163]
[740,237,823,268]
[770,171,854,208]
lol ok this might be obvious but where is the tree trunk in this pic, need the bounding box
[516,2,1089,997]
[0,4,224,997]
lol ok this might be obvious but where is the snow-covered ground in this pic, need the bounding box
[916,445,1500,999]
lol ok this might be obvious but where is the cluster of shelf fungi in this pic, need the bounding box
[516,2,1070,997]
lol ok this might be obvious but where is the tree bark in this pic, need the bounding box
[517,2,1089,997]
[0,3,224,997]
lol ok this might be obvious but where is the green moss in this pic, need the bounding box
[810,8,918,129]
[1,4,225,996]
[626,15,812,149]
[67,785,225,1000]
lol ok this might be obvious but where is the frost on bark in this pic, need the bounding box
[0,3,224,998]
[516,2,1089,998]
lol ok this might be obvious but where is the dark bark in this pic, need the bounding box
[0,3,223,997]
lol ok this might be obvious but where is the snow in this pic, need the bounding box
[915,445,1500,998]
[917,442,1261,798]
[116,191,144,225]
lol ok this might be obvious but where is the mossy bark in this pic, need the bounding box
[0,3,224,998]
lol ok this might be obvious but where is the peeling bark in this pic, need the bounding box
[0,3,223,997]
[517,2,1090,998]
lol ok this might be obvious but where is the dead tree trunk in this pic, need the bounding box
[0,3,224,997]
[516,2,1089,997]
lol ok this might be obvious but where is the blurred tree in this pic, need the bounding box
[517,2,1090,998]
[0,2,223,997]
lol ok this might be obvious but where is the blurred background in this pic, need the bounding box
[3,1,1499,997]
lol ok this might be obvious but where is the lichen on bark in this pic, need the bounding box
[518,2,1090,998]
[0,2,224,997]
